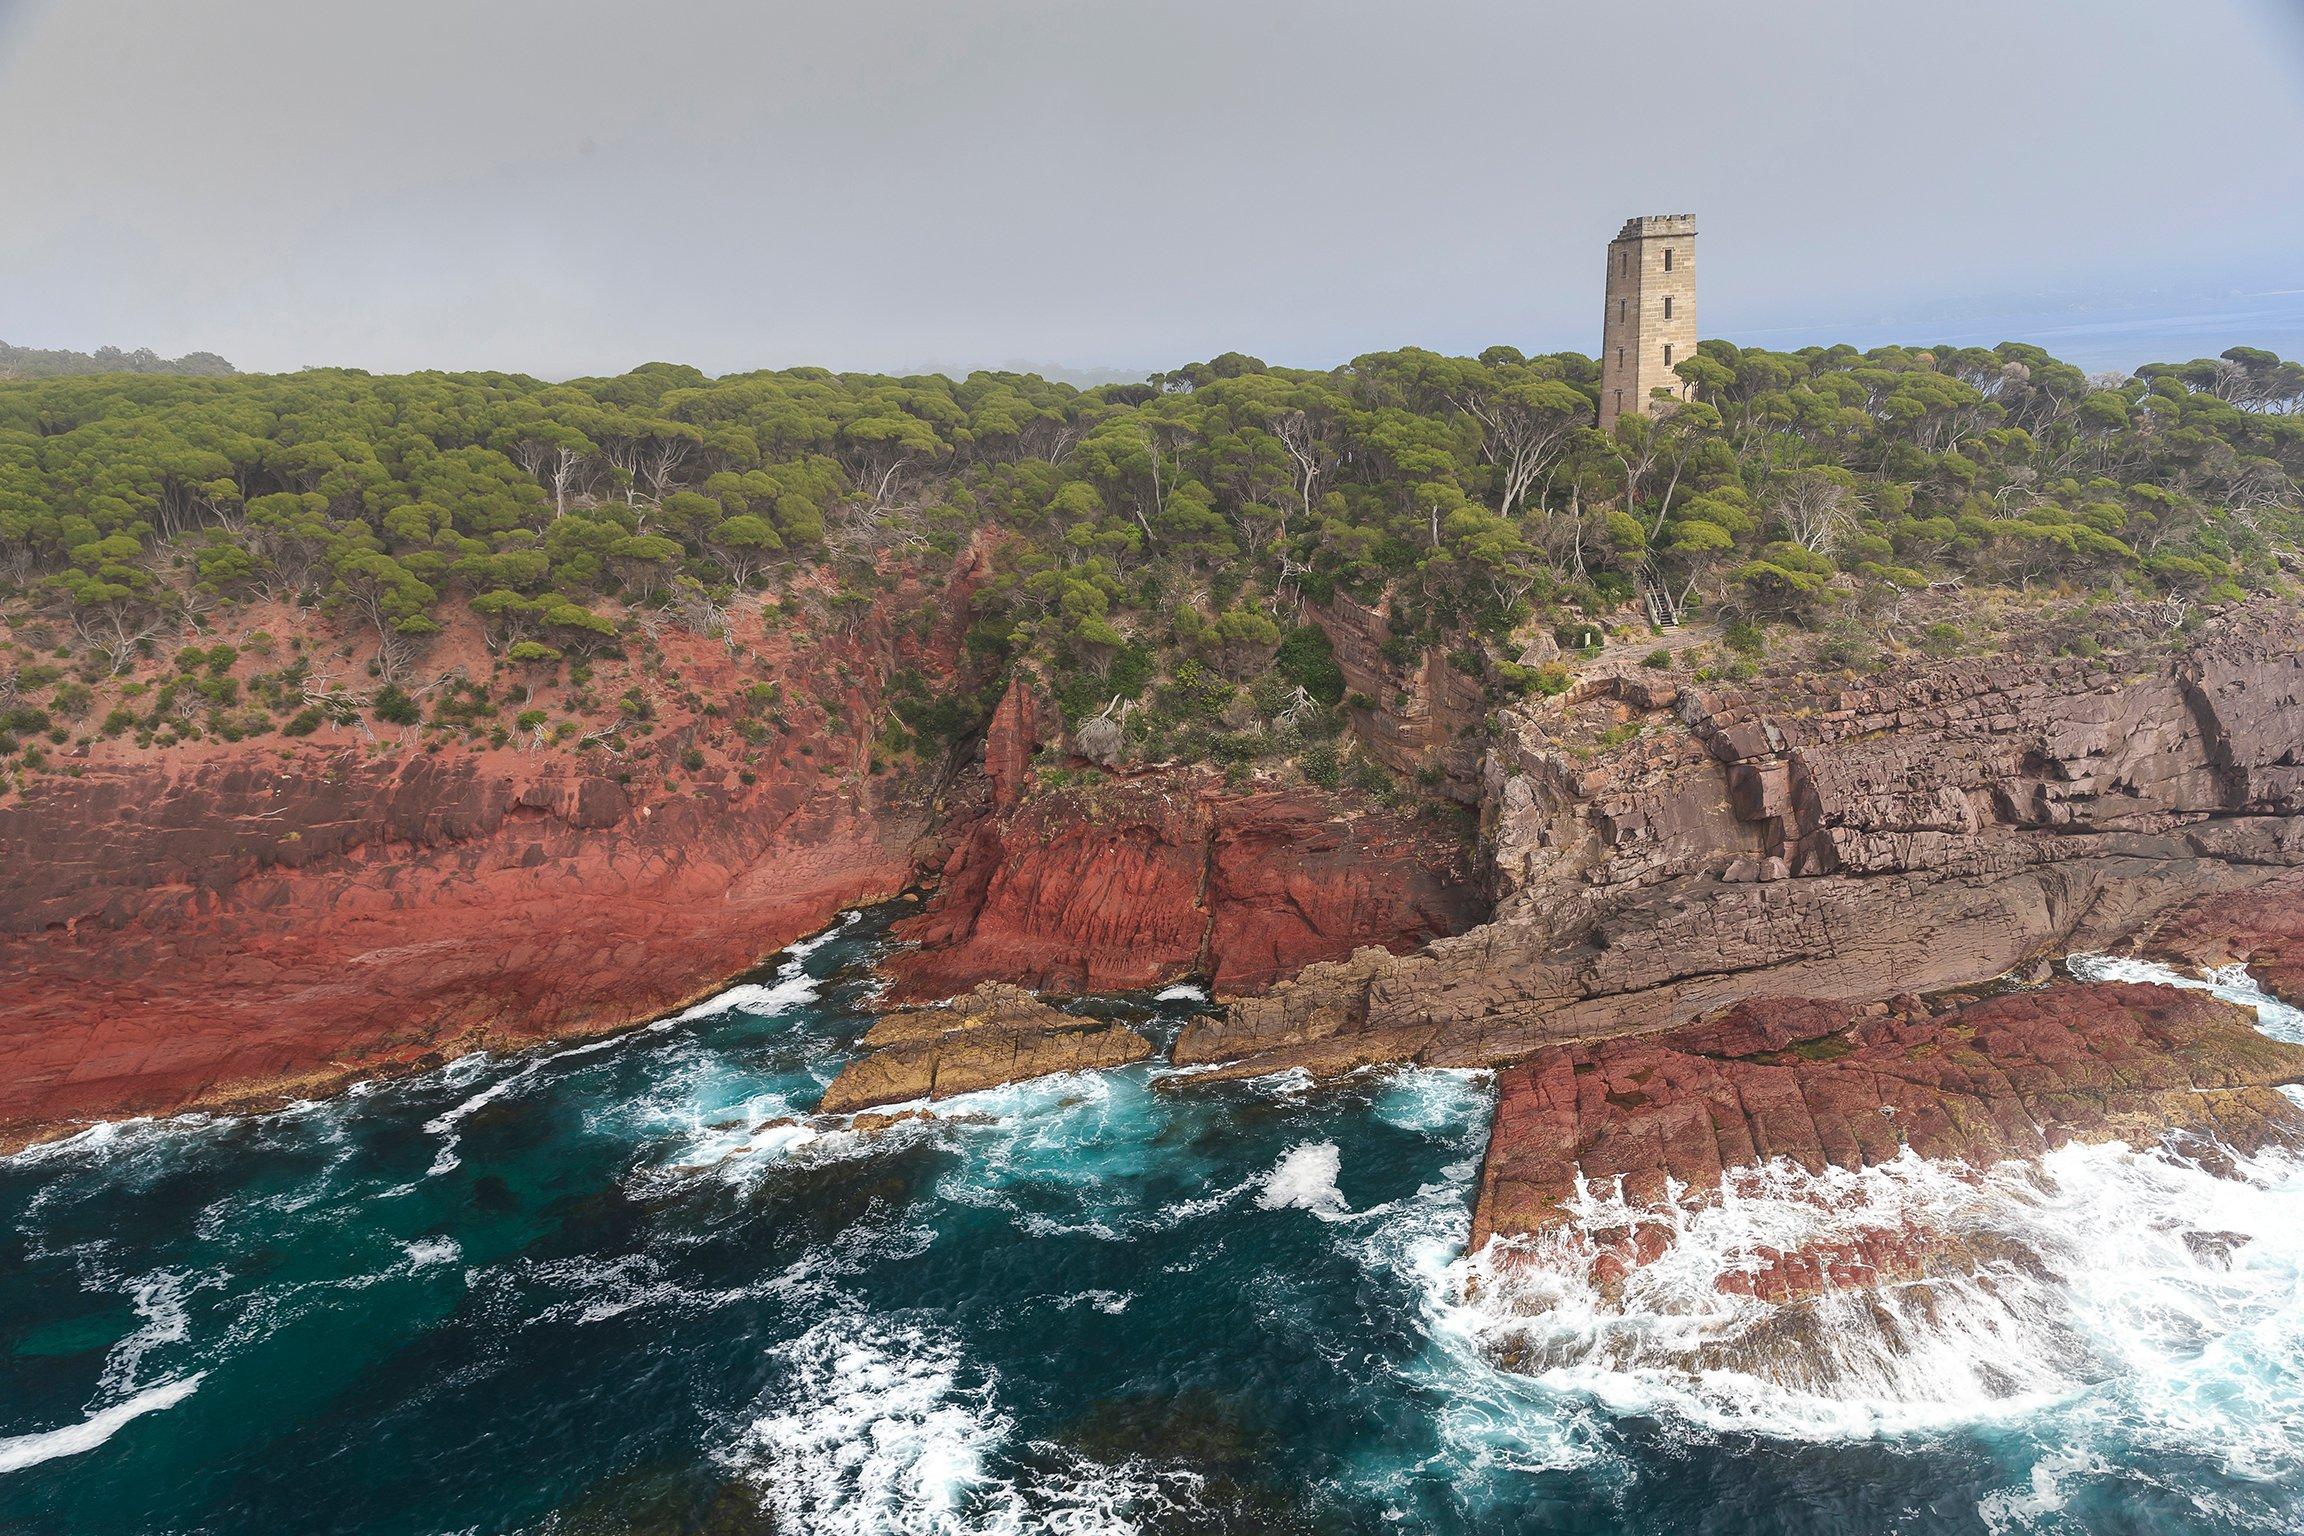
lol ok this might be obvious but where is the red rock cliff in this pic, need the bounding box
[0,548,998,1148]
[0,747,924,1144]
[880,684,1486,1000]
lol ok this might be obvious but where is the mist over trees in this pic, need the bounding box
[0,341,235,380]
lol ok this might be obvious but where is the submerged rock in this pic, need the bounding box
[816,982,1155,1114]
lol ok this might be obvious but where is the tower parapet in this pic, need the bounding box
[1598,213,1698,433]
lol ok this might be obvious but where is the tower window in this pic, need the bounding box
[1663,296,1673,319]
[1663,249,1674,271]
[1664,343,1674,366]
[1619,298,1627,322]
[1617,348,1625,367]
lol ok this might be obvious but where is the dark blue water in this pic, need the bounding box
[4,912,2301,1534]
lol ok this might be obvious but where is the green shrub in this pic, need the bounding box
[1301,740,1342,789]
[372,684,421,725]
[1276,625,1346,704]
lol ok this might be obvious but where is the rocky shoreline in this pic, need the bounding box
[1466,980,2304,1299]
[11,600,2304,1257]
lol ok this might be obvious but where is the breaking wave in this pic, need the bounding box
[1446,1142,2304,1448]
[0,1376,205,1478]
[1259,1141,1350,1217]
[725,1305,1198,1535]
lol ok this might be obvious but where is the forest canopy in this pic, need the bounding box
[0,340,2298,778]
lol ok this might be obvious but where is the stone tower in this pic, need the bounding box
[1597,214,1697,434]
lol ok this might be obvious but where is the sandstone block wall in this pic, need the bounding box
[1598,213,1698,433]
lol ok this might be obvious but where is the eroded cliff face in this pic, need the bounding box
[880,681,1487,1000]
[0,587,1488,1144]
[1313,592,1488,802]
[17,588,2304,1157]
[0,686,932,1150]
[1176,606,2304,1080]
[0,537,1031,1145]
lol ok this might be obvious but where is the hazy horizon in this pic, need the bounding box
[4,0,2301,381]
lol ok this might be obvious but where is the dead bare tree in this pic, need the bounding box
[547,443,590,520]
[72,603,167,676]
[1021,416,1083,465]
[826,494,927,563]
[641,437,693,500]
[1269,409,1330,536]
[670,586,729,641]
[1449,388,1580,519]
[1770,471,1866,554]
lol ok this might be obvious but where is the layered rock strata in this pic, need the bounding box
[817,982,1154,1114]
[881,685,1484,1000]
[0,745,927,1146]
[0,553,990,1148]
[1311,592,1489,801]
[1177,608,2304,1080]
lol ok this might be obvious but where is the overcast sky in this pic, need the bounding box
[3,0,2301,379]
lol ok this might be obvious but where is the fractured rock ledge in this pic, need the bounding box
[2147,868,2304,1004]
[816,982,1155,1114]
[1466,982,2304,1296]
[1176,603,2304,1083]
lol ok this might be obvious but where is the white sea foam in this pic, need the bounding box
[420,1057,538,1176]
[1369,1067,1491,1134]
[2067,952,2304,1041]
[1389,957,2304,1476]
[727,1306,1183,1534]
[1443,1139,2304,1456]
[1316,1072,1622,1488]
[1051,1290,1132,1314]
[1976,1446,2102,1533]
[671,910,857,1025]
[101,1270,201,1398]
[730,1310,1010,1533]
[1259,1141,1350,1218]
[0,1263,218,1479]
[1246,1066,1316,1100]
[671,969,821,1025]
[0,1113,229,1171]
[0,1374,205,1477]
[403,1237,461,1269]
[1152,982,1207,1003]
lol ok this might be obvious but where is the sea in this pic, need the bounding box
[3,907,2301,1535]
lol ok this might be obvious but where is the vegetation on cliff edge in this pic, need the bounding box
[0,341,2299,801]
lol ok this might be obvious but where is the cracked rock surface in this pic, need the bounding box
[1177,603,2304,1081]
[1465,981,2304,1299]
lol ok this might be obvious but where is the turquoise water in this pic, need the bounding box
[4,910,2303,1534]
